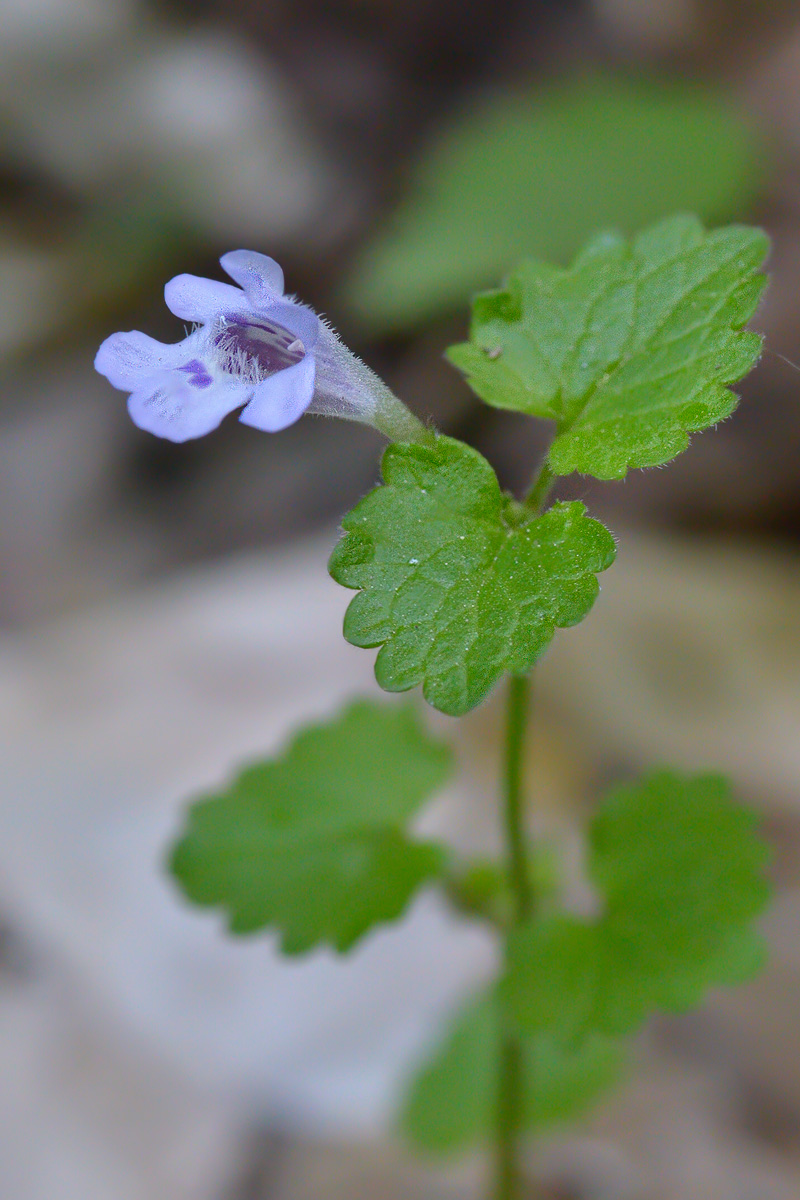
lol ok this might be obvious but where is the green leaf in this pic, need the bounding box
[401,991,622,1155]
[169,700,452,954]
[505,771,771,1039]
[329,436,616,716]
[340,75,763,333]
[448,215,768,480]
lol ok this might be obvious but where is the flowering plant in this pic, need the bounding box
[96,215,771,1199]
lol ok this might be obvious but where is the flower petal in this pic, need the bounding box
[94,330,191,392]
[128,373,249,442]
[220,250,284,307]
[164,274,251,323]
[238,354,316,433]
[261,296,320,352]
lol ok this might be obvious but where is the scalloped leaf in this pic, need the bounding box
[170,700,452,954]
[401,990,622,1155]
[504,771,771,1039]
[329,436,616,716]
[448,216,768,479]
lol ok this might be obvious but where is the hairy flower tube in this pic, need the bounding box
[95,250,427,443]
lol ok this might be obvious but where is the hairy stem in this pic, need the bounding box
[494,671,532,1200]
[372,384,436,444]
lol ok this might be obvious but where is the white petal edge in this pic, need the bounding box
[164,274,252,323]
[220,250,285,306]
[238,355,316,433]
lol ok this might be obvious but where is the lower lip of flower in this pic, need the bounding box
[215,318,306,381]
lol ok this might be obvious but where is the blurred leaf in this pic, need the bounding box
[448,216,768,479]
[505,771,771,1039]
[401,990,622,1155]
[329,436,615,716]
[170,699,452,954]
[341,75,763,332]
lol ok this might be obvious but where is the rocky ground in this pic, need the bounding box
[1,531,799,1198]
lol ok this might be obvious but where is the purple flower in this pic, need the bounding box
[95,250,426,443]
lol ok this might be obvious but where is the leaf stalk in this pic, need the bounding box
[523,459,555,513]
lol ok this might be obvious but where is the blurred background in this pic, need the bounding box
[2,0,800,1196]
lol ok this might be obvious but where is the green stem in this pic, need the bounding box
[494,671,532,1200]
[503,674,533,924]
[495,1035,525,1200]
[522,460,555,513]
[494,438,558,1199]
[372,383,436,445]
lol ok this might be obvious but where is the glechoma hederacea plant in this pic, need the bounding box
[96,215,772,1199]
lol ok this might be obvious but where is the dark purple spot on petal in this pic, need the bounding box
[178,359,213,388]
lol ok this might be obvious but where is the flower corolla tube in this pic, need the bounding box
[95,250,425,443]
